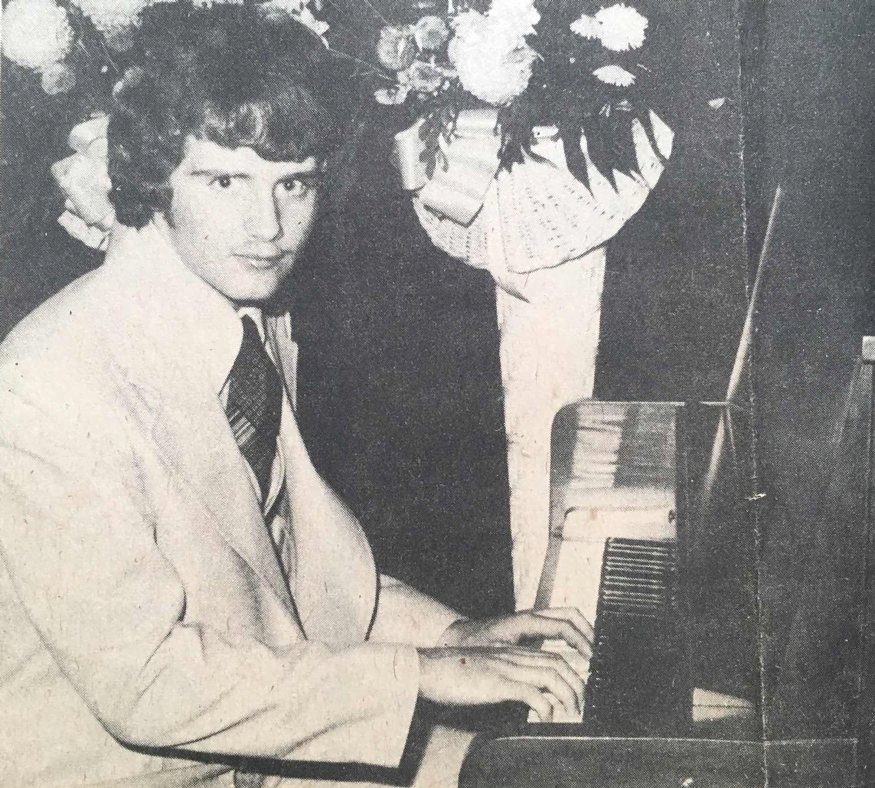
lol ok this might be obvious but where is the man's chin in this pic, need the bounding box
[221,274,291,307]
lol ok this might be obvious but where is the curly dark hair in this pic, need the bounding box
[108,3,342,228]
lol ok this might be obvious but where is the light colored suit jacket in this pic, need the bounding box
[0,224,460,788]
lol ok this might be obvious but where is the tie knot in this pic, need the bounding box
[240,313,263,350]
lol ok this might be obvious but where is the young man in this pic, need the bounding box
[0,7,590,788]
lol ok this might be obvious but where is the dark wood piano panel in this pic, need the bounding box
[459,736,857,788]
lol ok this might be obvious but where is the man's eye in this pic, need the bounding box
[211,175,235,189]
[279,177,319,197]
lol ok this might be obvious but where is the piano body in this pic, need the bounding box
[459,339,875,788]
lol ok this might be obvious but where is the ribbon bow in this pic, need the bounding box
[51,115,115,251]
[392,107,502,226]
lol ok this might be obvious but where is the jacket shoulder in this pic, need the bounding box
[0,266,126,395]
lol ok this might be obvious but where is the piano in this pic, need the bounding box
[529,399,759,735]
[458,340,875,788]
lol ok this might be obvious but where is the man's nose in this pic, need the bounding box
[245,189,282,241]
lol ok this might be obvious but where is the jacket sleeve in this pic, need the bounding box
[371,575,463,648]
[0,351,419,768]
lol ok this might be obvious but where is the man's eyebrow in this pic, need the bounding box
[278,169,323,179]
[187,168,323,180]
[189,169,252,179]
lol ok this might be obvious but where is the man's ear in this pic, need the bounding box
[149,177,176,229]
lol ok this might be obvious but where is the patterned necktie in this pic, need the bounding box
[225,315,282,505]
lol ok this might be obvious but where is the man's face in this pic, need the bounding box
[157,136,321,306]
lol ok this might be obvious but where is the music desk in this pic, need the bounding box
[458,735,857,788]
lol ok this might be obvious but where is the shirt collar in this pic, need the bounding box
[103,221,249,396]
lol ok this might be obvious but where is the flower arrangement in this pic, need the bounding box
[1,0,669,261]
[2,0,77,94]
[1,0,328,99]
[374,0,660,189]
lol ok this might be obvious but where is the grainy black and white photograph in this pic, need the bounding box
[0,0,873,786]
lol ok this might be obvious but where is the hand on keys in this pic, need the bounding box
[417,608,592,722]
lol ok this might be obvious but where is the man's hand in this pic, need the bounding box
[417,607,594,722]
[438,607,594,658]
[417,646,584,722]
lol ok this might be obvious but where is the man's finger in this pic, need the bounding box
[506,613,593,658]
[538,607,595,643]
[489,649,584,710]
[506,681,556,723]
[537,616,593,659]
[493,657,582,717]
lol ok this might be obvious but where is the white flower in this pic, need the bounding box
[452,9,516,54]
[41,61,76,94]
[414,15,450,51]
[572,4,647,52]
[2,0,74,71]
[452,10,490,42]
[593,64,636,86]
[449,14,536,105]
[72,0,153,37]
[488,0,540,37]
[596,4,647,51]
[569,14,600,41]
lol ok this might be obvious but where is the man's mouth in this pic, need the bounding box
[236,252,284,269]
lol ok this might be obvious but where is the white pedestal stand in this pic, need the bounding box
[497,250,607,608]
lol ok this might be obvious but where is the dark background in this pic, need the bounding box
[2,0,874,742]
[743,0,875,740]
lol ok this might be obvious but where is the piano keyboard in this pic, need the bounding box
[583,537,688,735]
[530,402,684,728]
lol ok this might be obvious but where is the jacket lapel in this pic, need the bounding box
[100,226,297,623]
[266,317,378,644]
[146,358,299,622]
